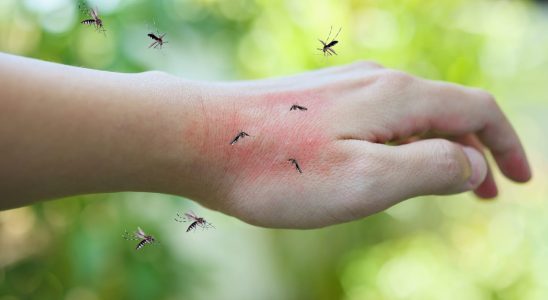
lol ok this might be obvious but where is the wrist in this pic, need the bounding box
[141,76,266,209]
[120,71,203,197]
[126,72,247,210]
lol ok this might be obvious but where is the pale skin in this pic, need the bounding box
[0,52,531,228]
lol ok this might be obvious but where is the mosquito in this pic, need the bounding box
[290,104,308,111]
[230,130,251,145]
[147,21,168,49]
[317,26,341,56]
[80,5,105,34]
[288,158,303,174]
[123,227,157,250]
[148,32,167,49]
[175,211,214,232]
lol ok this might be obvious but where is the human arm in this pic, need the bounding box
[0,52,203,208]
[0,53,531,228]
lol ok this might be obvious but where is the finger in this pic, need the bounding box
[362,72,531,183]
[392,133,499,199]
[420,81,531,183]
[452,134,498,199]
[363,139,488,204]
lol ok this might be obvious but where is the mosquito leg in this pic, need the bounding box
[123,231,138,241]
[326,26,333,42]
[174,212,185,222]
[332,27,342,40]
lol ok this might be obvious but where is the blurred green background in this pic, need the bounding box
[1,0,547,299]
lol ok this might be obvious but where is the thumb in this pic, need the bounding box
[376,139,488,199]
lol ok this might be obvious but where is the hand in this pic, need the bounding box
[181,61,531,228]
[0,55,531,228]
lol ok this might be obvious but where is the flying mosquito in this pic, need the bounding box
[79,5,105,34]
[230,130,251,145]
[290,104,308,111]
[317,26,341,56]
[288,158,303,174]
[148,32,167,49]
[123,227,157,250]
[175,211,214,232]
[147,21,168,49]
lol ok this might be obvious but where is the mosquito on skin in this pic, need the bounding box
[123,227,158,250]
[290,104,308,111]
[79,4,105,35]
[175,211,215,232]
[230,130,251,145]
[288,158,303,174]
[317,26,341,56]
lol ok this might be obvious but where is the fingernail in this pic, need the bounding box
[462,146,488,190]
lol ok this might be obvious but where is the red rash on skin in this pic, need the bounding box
[183,89,338,185]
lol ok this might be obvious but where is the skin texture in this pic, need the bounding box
[0,53,532,228]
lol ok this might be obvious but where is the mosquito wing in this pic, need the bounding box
[185,211,198,220]
[136,227,147,239]
[91,7,99,19]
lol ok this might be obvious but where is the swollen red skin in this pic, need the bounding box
[183,89,338,186]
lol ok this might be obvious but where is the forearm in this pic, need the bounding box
[0,53,201,209]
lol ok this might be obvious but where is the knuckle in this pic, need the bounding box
[475,89,497,108]
[376,69,415,88]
